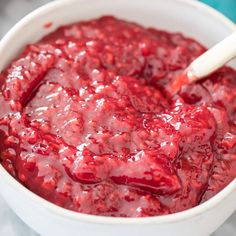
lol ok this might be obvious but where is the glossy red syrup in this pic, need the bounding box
[0,17,236,217]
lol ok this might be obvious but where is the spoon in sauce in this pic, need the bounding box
[169,31,236,94]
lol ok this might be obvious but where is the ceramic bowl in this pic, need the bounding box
[0,0,236,235]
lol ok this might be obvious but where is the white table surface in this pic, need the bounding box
[0,0,235,235]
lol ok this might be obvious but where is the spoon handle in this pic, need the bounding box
[189,31,236,80]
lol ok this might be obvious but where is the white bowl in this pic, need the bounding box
[0,0,236,236]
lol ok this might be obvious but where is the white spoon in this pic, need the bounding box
[169,31,236,94]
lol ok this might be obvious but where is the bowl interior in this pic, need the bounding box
[0,0,236,227]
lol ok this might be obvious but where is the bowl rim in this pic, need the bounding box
[0,0,236,225]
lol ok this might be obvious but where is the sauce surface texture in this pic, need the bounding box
[0,17,236,217]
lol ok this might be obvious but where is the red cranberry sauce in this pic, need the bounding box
[0,16,236,217]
